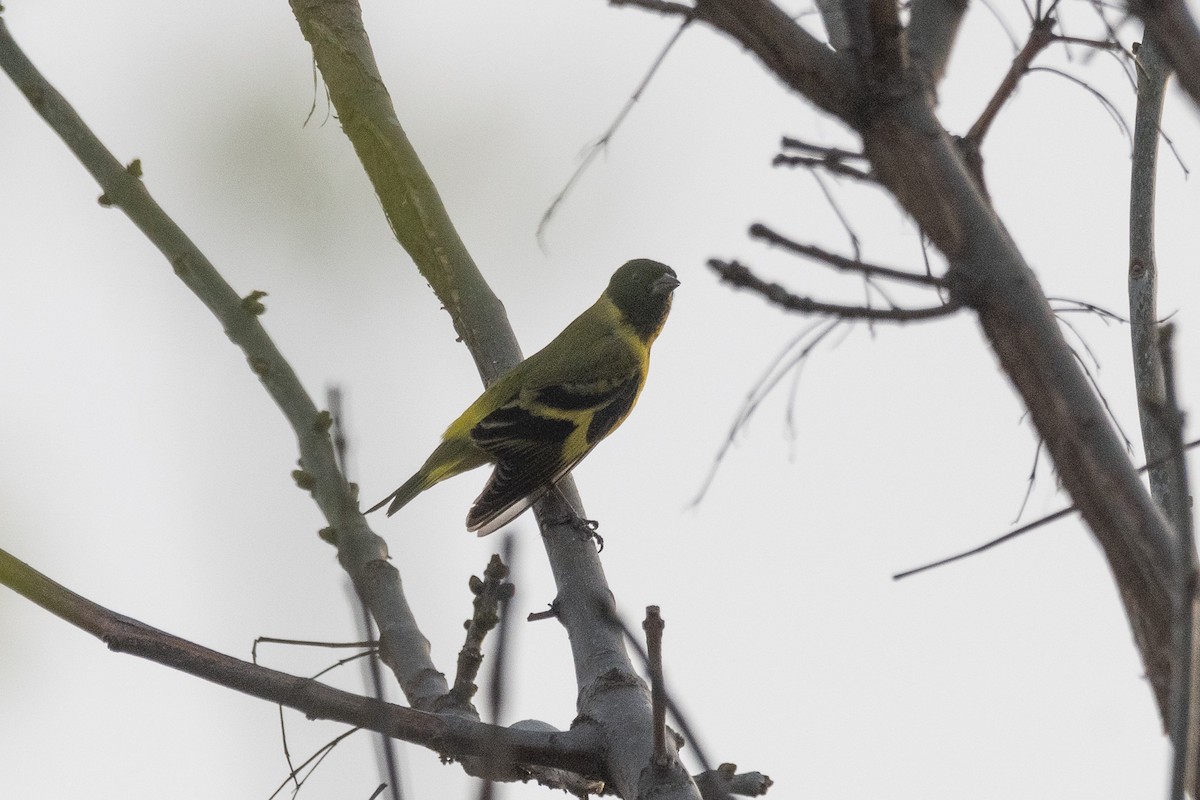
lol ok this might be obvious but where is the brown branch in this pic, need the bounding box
[750,222,946,287]
[614,0,859,122]
[868,0,906,80]
[965,14,1056,145]
[780,135,868,160]
[1129,0,1200,112]
[0,547,604,778]
[772,153,877,181]
[710,259,960,321]
[895,437,1200,581]
[628,0,1183,731]
[1052,34,1122,50]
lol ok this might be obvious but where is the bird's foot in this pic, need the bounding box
[576,518,604,552]
[549,512,603,551]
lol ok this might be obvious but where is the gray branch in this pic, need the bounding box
[288,2,698,797]
[906,0,968,90]
[0,15,449,709]
[1127,36,1199,799]
[1129,36,1187,552]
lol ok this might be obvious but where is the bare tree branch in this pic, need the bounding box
[614,0,859,122]
[288,3,699,797]
[1128,0,1200,111]
[965,14,1056,145]
[538,19,691,244]
[0,547,604,777]
[772,152,877,181]
[1129,35,1185,552]
[1125,35,1199,797]
[710,259,960,320]
[619,0,1183,729]
[0,15,449,712]
[775,136,875,181]
[907,0,969,88]
[751,222,946,287]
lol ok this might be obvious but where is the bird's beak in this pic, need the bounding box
[652,273,681,296]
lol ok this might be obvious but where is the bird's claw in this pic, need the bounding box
[549,512,603,551]
[575,517,603,552]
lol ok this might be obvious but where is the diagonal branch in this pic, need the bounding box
[0,547,604,778]
[288,3,697,797]
[0,15,448,712]
[614,0,1185,732]
[750,223,946,287]
[710,259,960,321]
[965,14,1056,145]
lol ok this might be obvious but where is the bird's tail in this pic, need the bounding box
[365,438,489,517]
[365,470,434,516]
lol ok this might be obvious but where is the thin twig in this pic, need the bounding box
[751,223,947,287]
[966,14,1057,144]
[894,507,1077,580]
[536,19,691,245]
[1048,296,1128,323]
[267,727,364,800]
[1013,437,1045,523]
[328,386,405,800]
[894,438,1200,580]
[479,537,517,800]
[710,259,961,321]
[979,0,1023,51]
[449,554,514,714]
[1027,66,1133,145]
[1052,34,1122,50]
[772,153,877,182]
[780,136,868,160]
[601,602,733,800]
[643,607,669,766]
[810,171,862,260]
[693,320,842,505]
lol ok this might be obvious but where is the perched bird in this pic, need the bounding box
[367,258,679,535]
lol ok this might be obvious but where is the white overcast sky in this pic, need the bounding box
[2,1,1199,798]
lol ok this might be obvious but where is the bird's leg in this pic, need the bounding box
[546,485,604,551]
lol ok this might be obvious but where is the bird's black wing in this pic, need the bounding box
[465,371,641,534]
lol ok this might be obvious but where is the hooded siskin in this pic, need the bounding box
[367,258,679,535]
